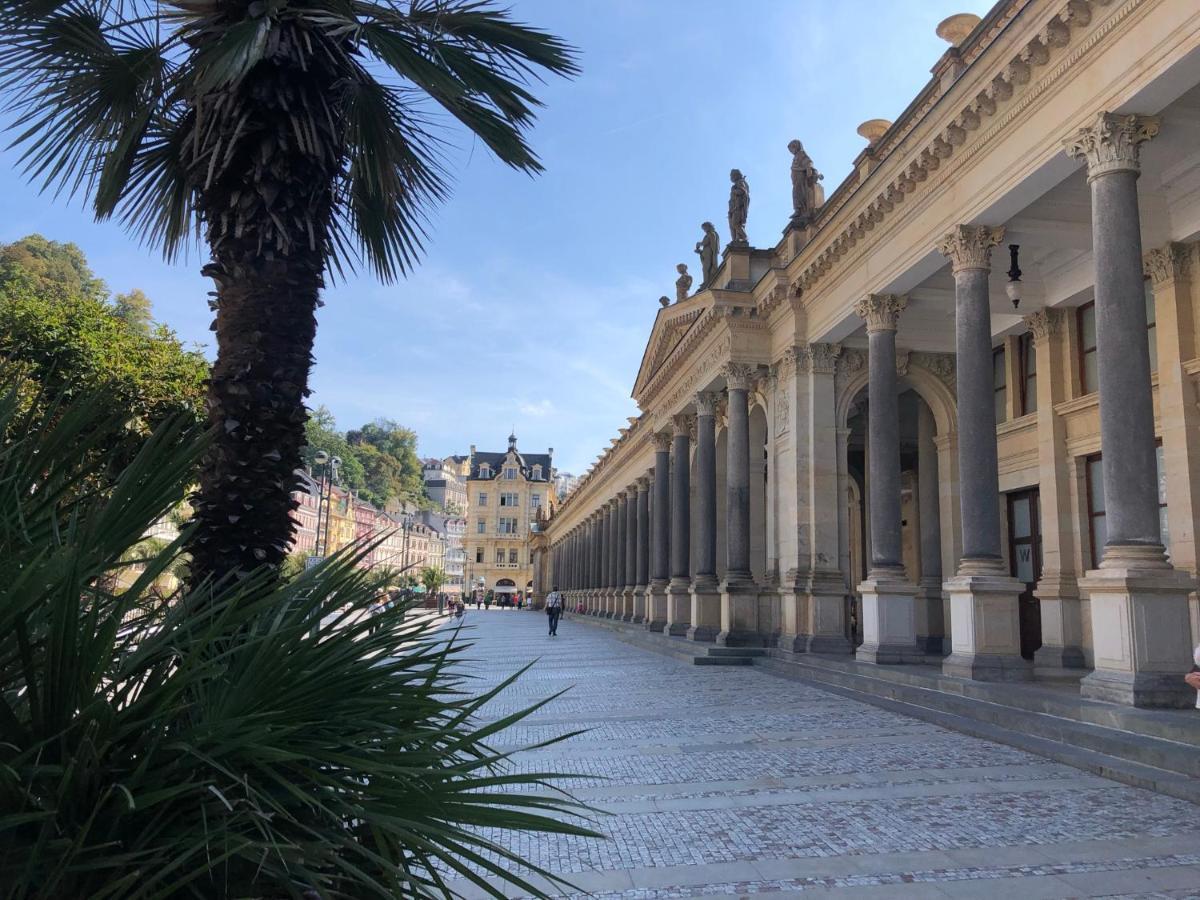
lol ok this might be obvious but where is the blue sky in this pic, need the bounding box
[0,0,991,476]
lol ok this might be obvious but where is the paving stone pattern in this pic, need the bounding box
[444,609,1200,899]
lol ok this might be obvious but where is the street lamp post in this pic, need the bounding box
[310,451,341,564]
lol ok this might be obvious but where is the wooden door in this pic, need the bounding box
[1007,490,1043,660]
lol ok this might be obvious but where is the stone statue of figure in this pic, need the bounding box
[659,295,671,308]
[788,139,822,224]
[694,221,720,288]
[728,168,749,245]
[675,263,693,302]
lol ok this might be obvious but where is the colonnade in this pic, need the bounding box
[548,111,1196,707]
[549,364,766,647]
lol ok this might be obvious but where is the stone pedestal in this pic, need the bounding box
[1079,547,1195,707]
[620,587,635,622]
[645,580,668,632]
[856,568,922,664]
[687,577,721,642]
[1033,573,1086,671]
[632,585,647,624]
[777,581,809,653]
[942,562,1032,681]
[717,577,763,647]
[805,571,853,654]
[665,579,691,636]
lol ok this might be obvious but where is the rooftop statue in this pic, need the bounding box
[788,139,823,225]
[728,168,749,245]
[694,221,720,289]
[675,263,693,302]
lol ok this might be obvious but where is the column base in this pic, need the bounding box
[1078,545,1195,708]
[943,563,1031,682]
[631,585,647,624]
[856,567,922,664]
[916,576,946,658]
[807,571,852,655]
[717,576,762,647]
[665,578,692,636]
[1033,643,1086,670]
[687,579,721,642]
[620,587,635,621]
[644,580,668,632]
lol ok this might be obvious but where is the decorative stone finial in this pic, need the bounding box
[694,390,720,417]
[722,362,756,391]
[675,263,693,302]
[937,224,1005,273]
[658,295,670,308]
[936,13,981,45]
[853,293,908,333]
[1064,112,1160,181]
[856,119,891,145]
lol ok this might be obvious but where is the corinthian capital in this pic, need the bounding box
[722,362,756,391]
[1143,242,1193,287]
[1023,307,1065,346]
[694,390,720,417]
[1064,111,1159,181]
[671,412,693,437]
[808,342,842,374]
[937,224,1005,273]
[652,431,672,452]
[853,293,908,334]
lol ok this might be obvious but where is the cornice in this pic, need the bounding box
[763,0,1136,313]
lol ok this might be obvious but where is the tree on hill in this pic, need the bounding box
[112,288,154,333]
[302,408,430,510]
[0,1,578,591]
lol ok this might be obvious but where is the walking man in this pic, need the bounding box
[545,585,563,637]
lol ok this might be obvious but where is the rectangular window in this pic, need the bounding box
[1085,448,1169,566]
[476,519,485,534]
[993,346,1007,424]
[1078,302,1098,394]
[498,517,519,535]
[531,493,542,508]
[508,548,518,564]
[477,491,488,507]
[475,547,483,564]
[1017,331,1037,416]
[504,467,517,479]
[500,492,519,507]
[495,548,505,564]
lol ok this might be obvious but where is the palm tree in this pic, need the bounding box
[0,1,577,589]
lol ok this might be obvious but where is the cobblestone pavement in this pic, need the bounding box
[444,609,1200,899]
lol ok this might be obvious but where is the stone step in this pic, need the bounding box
[705,647,769,658]
[757,653,1200,804]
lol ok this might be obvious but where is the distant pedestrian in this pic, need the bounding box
[545,586,563,636]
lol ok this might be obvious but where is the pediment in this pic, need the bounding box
[631,301,705,399]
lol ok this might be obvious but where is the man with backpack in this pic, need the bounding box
[544,586,563,637]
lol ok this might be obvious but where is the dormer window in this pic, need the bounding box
[504,467,517,480]
[532,464,543,480]
[479,463,491,478]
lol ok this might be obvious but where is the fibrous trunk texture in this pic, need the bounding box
[186,18,345,589]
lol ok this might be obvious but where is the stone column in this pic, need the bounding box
[916,401,945,654]
[719,363,762,646]
[853,294,921,663]
[623,484,638,620]
[804,343,853,652]
[615,490,629,620]
[646,432,671,631]
[1065,112,1193,706]
[598,503,611,616]
[608,497,621,617]
[665,413,693,636]
[937,225,1029,680]
[634,475,650,623]
[1144,243,1200,651]
[1025,307,1085,672]
[688,391,721,641]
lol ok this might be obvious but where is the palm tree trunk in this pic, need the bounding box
[184,22,344,591]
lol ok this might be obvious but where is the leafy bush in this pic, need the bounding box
[0,386,598,898]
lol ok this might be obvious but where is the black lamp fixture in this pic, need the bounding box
[1006,243,1022,309]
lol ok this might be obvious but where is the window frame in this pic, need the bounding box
[992,345,1007,424]
[1017,331,1037,417]
[1078,301,1097,395]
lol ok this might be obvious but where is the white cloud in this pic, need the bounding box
[518,400,555,417]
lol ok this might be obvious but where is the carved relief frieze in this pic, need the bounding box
[909,351,957,392]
